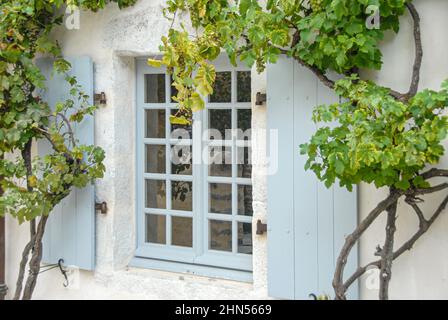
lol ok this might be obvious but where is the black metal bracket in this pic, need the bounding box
[39,259,69,287]
[256,219,267,235]
[94,92,107,105]
[95,201,108,214]
[58,259,69,287]
[255,92,267,106]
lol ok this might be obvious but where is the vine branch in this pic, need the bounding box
[406,2,423,99]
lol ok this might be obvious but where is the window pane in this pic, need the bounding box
[170,109,192,138]
[237,71,251,102]
[237,109,252,138]
[208,146,232,177]
[238,222,252,254]
[145,180,166,209]
[171,146,192,175]
[145,74,166,103]
[146,109,165,138]
[146,214,166,244]
[209,71,231,103]
[237,147,252,178]
[209,220,232,252]
[145,145,166,173]
[172,181,193,211]
[208,109,231,140]
[209,183,232,214]
[172,216,193,247]
[238,185,253,216]
[170,75,178,103]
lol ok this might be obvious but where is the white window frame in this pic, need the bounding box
[134,56,253,275]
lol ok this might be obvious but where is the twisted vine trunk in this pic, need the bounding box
[12,140,37,300]
[333,171,448,300]
[21,215,48,300]
[379,199,398,300]
[333,190,401,300]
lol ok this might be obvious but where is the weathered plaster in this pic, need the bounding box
[5,0,269,300]
[5,0,448,300]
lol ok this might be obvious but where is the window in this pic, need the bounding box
[135,57,253,272]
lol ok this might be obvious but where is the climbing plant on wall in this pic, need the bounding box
[153,0,448,300]
[0,0,136,300]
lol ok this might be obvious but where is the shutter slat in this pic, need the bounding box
[293,62,319,299]
[266,57,296,299]
[37,57,95,271]
[267,56,358,299]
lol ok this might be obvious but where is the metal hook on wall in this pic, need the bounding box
[38,258,70,287]
[57,259,69,287]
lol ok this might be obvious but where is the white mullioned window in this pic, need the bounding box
[135,56,253,275]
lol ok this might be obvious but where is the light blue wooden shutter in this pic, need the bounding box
[37,57,95,270]
[267,57,358,299]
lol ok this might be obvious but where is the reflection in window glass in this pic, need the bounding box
[237,71,251,102]
[237,147,252,178]
[237,109,252,138]
[172,181,193,211]
[171,146,192,175]
[172,216,193,247]
[146,214,166,244]
[145,145,166,174]
[238,185,253,216]
[209,183,232,214]
[208,109,231,140]
[238,222,252,254]
[145,180,166,209]
[170,75,178,103]
[209,220,232,252]
[146,109,165,138]
[209,146,232,177]
[145,74,166,103]
[210,72,231,103]
[170,109,192,138]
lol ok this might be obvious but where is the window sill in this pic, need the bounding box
[129,257,253,283]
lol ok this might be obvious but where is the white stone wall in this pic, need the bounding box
[358,0,448,300]
[6,0,269,300]
[4,0,448,300]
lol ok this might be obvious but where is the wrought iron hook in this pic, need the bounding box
[58,259,69,287]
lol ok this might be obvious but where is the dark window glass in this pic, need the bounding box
[209,72,231,103]
[170,109,192,138]
[145,145,166,173]
[145,180,166,209]
[145,74,166,103]
[209,220,232,252]
[171,146,192,175]
[238,185,253,216]
[237,147,252,178]
[171,181,193,211]
[237,109,252,138]
[170,75,178,103]
[208,109,231,140]
[145,109,165,138]
[172,216,193,247]
[237,71,251,102]
[209,183,232,215]
[209,146,232,177]
[146,214,166,244]
[238,222,252,254]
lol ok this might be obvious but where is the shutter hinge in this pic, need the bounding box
[255,92,267,106]
[94,92,107,105]
[256,219,267,235]
[95,201,108,214]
